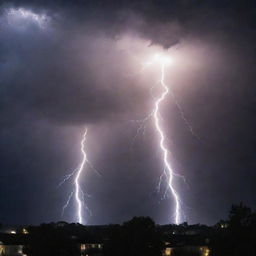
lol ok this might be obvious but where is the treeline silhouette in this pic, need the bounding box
[1,203,256,256]
[23,217,164,256]
[212,202,256,256]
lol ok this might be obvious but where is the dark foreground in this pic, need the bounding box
[0,203,255,256]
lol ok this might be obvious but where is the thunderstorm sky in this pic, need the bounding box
[0,0,256,225]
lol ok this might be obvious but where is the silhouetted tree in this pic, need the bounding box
[229,202,252,229]
[104,217,164,256]
[211,203,256,256]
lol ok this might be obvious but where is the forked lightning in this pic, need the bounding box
[152,56,181,224]
[136,54,182,224]
[60,128,97,224]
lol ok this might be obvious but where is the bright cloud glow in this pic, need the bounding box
[6,7,48,28]
[152,53,173,65]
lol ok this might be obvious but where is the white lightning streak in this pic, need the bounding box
[130,112,153,150]
[57,169,77,189]
[59,128,101,224]
[153,62,181,225]
[169,91,201,140]
[62,191,74,217]
[74,129,88,224]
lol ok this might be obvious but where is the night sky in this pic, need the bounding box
[0,0,256,226]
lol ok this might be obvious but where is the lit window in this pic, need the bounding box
[165,248,172,256]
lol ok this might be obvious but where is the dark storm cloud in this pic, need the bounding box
[1,0,256,225]
[1,0,255,126]
[0,18,125,125]
[4,0,256,44]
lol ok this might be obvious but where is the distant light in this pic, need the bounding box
[22,228,29,234]
[10,230,16,234]
[220,223,228,229]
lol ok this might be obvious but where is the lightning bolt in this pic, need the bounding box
[153,61,181,224]
[130,53,197,224]
[59,128,100,224]
[62,191,74,217]
[74,129,88,224]
[57,169,77,189]
[130,54,184,224]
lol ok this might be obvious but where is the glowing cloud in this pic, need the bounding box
[6,7,48,28]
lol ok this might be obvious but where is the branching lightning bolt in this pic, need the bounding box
[129,53,198,224]
[153,61,181,224]
[59,128,101,224]
[57,169,77,189]
[130,54,188,224]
